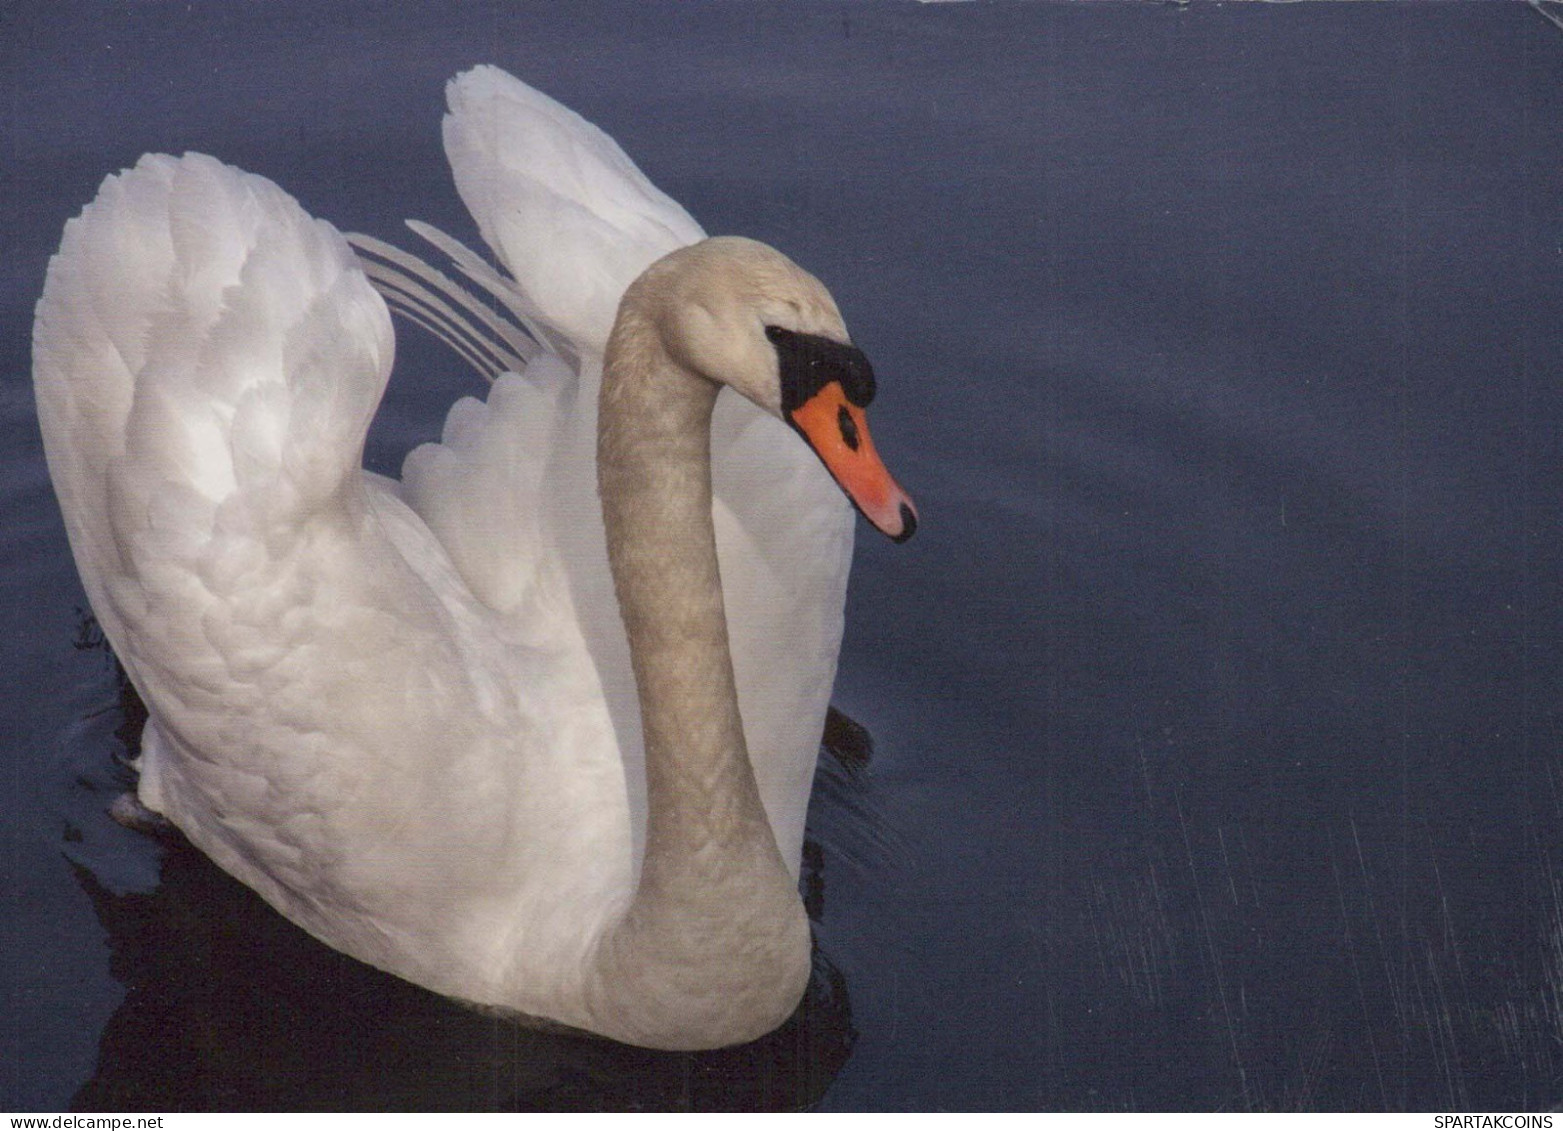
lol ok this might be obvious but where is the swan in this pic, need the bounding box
[33,66,915,1050]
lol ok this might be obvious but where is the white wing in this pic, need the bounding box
[443,65,705,354]
[393,69,853,871]
[34,154,634,1004]
[35,153,394,660]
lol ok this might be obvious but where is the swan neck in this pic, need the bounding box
[590,299,809,1047]
[599,316,764,868]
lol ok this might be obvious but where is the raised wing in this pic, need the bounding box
[442,65,705,355]
[33,154,599,972]
[34,153,394,657]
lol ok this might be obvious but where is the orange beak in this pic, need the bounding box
[788,380,918,542]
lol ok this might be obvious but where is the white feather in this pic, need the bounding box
[443,65,705,352]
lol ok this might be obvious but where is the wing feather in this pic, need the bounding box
[443,65,705,354]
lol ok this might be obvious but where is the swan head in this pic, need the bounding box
[634,236,918,542]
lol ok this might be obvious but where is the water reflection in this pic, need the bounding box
[62,655,859,1112]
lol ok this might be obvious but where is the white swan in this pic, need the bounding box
[33,66,915,1049]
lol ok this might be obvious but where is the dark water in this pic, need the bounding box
[5,0,1563,1111]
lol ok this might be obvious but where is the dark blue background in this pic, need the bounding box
[4,0,1562,1111]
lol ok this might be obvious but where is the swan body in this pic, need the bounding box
[34,67,914,1048]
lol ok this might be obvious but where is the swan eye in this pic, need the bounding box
[765,325,876,414]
